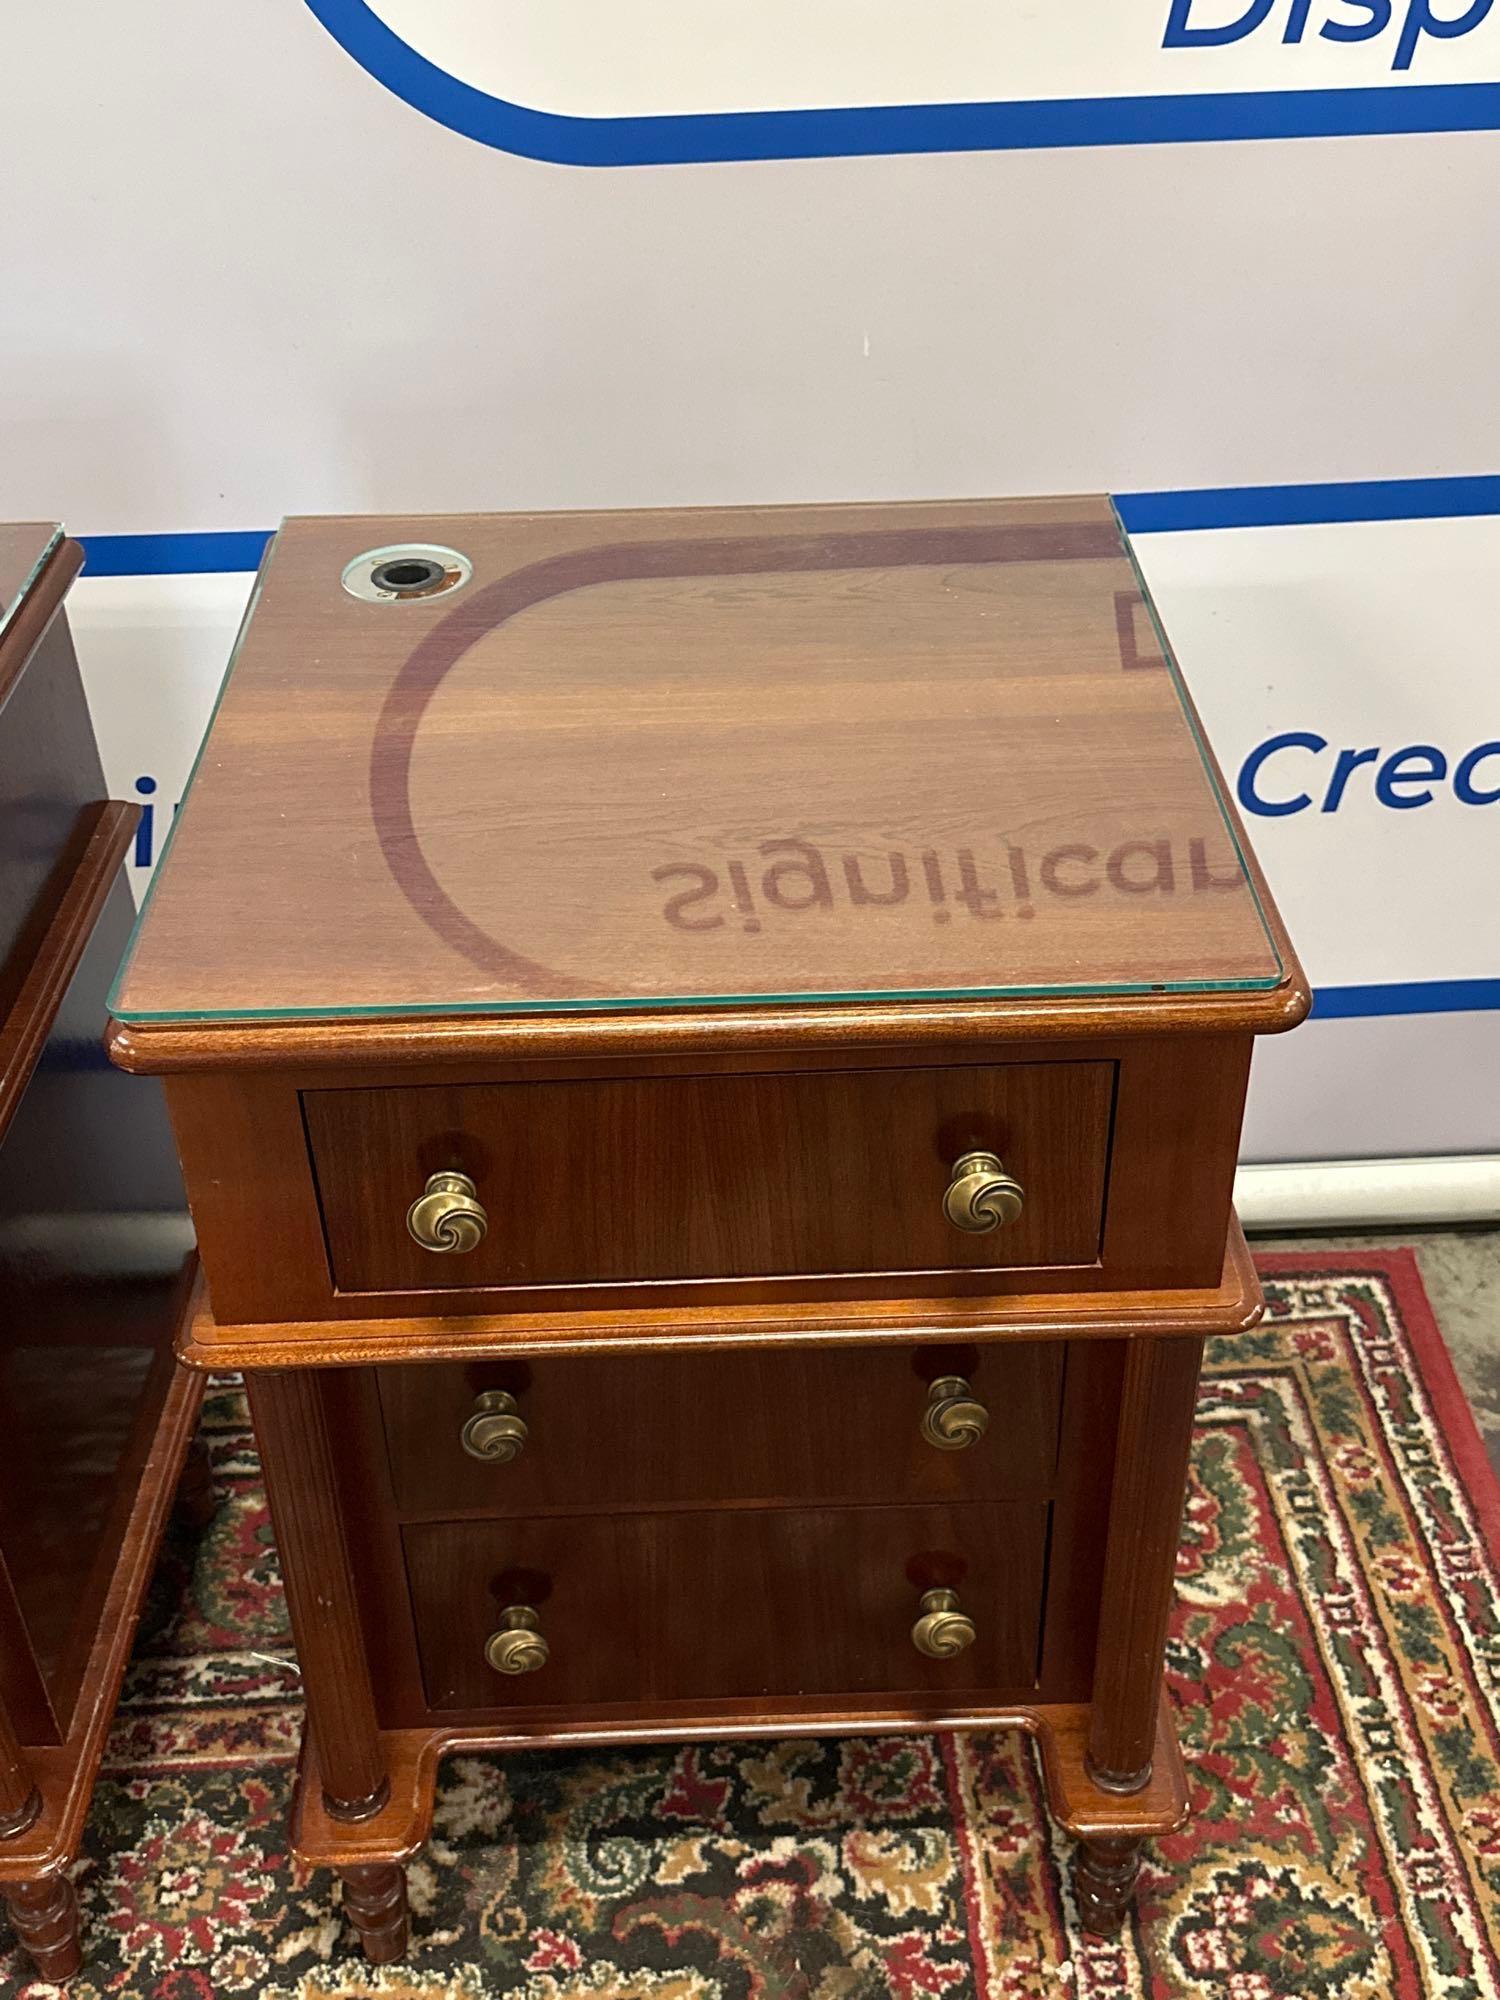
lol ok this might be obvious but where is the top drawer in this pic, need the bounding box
[305,1060,1112,1299]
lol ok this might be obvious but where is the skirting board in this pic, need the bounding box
[1236,1156,1500,1233]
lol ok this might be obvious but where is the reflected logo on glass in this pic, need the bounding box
[654,837,1247,934]
[302,0,1500,167]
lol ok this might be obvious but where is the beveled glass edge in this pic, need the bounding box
[110,504,1289,1028]
[0,523,64,645]
[110,965,1287,1026]
[108,533,277,1024]
[1109,497,1285,983]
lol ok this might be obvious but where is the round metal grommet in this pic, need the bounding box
[341,543,473,603]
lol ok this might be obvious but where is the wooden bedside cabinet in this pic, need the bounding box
[0,525,204,1981]
[108,496,1306,1960]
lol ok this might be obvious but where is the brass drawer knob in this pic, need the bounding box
[912,1587,977,1660]
[460,1391,528,1464]
[407,1171,488,1254]
[943,1150,1024,1234]
[921,1376,989,1451]
[484,1605,549,1676]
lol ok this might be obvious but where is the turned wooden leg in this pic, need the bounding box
[339,1863,408,1963]
[4,1872,82,1982]
[1087,1336,1204,1792]
[1073,1837,1143,1935]
[174,1432,218,1531]
[246,1372,388,1820]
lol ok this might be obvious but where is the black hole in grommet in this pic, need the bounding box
[372,557,444,593]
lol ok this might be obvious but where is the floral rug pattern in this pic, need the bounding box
[5,1251,1498,1998]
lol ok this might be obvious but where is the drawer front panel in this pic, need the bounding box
[404,1501,1048,1713]
[306,1060,1112,1298]
[378,1342,1065,1519]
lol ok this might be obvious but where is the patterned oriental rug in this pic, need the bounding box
[6,1251,1498,2000]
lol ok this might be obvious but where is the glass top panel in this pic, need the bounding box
[0,523,62,647]
[111,496,1283,1024]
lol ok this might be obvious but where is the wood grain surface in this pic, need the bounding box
[113,496,1289,1027]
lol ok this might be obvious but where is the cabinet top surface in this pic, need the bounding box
[111,495,1286,1029]
[0,523,62,645]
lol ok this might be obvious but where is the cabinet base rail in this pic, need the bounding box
[291,1686,1188,1954]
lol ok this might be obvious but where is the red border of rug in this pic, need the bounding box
[1255,1246,1500,1565]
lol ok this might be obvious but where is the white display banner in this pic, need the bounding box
[301,0,1500,157]
[360,0,1500,115]
[1137,516,1500,995]
[1135,518,1500,1166]
[3,1,1498,1178]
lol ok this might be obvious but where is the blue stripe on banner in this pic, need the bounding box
[1312,980,1500,1020]
[80,530,273,578]
[1116,474,1500,534]
[78,474,1500,578]
[300,0,1500,165]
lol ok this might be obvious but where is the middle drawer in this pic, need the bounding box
[377,1342,1066,1520]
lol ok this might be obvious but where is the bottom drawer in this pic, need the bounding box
[403,1501,1048,1714]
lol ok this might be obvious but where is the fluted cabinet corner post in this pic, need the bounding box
[1086,1335,1206,1794]
[244,1372,389,1820]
